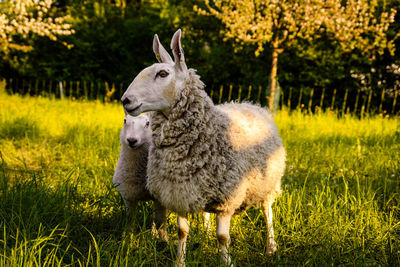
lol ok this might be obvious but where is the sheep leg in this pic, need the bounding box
[125,199,138,231]
[152,200,169,242]
[175,214,189,267]
[216,213,232,266]
[262,199,277,254]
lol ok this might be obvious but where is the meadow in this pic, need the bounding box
[0,88,399,266]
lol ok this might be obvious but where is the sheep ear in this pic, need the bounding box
[153,34,173,64]
[170,29,187,72]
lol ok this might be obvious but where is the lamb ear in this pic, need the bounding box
[153,34,173,64]
[170,29,187,72]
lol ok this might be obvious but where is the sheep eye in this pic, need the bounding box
[124,119,126,124]
[157,70,169,78]
[145,121,150,128]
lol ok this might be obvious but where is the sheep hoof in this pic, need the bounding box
[151,223,169,242]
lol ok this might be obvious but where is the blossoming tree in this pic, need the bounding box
[197,0,396,111]
[0,0,74,54]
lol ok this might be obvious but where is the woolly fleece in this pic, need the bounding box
[147,69,286,216]
[113,114,153,207]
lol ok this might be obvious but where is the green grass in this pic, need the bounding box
[0,89,399,266]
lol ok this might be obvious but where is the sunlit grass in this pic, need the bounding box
[0,89,399,266]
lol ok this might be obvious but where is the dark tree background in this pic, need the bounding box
[1,0,399,110]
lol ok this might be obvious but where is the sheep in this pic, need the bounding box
[112,112,168,241]
[121,29,286,266]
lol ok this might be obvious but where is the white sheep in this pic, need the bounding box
[121,30,286,266]
[112,112,168,241]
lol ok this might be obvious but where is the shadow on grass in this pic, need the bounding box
[0,162,173,265]
[56,124,121,158]
[58,125,105,145]
[0,117,41,139]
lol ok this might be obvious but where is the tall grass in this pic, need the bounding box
[0,89,399,266]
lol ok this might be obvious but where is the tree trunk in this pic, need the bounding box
[268,39,280,112]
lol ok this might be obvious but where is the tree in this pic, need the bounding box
[323,0,397,58]
[13,0,171,81]
[197,0,396,111]
[0,0,74,55]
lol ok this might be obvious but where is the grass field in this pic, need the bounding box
[1,88,399,266]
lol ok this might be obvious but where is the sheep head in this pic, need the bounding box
[120,112,151,148]
[122,29,188,116]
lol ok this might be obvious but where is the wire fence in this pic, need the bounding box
[4,77,400,117]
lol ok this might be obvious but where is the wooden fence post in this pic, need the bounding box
[366,89,372,113]
[76,81,81,99]
[69,81,73,99]
[330,89,337,110]
[354,88,360,114]
[247,85,252,101]
[297,87,303,109]
[379,88,385,113]
[84,81,88,100]
[392,90,398,115]
[308,88,314,113]
[228,84,233,102]
[361,95,367,119]
[219,85,223,104]
[90,81,95,100]
[342,89,348,116]
[257,85,262,104]
[63,81,66,99]
[59,81,64,99]
[237,86,242,102]
[319,88,325,110]
[104,81,109,102]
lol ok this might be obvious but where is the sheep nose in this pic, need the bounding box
[122,97,130,106]
[127,138,137,147]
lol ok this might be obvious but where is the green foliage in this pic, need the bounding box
[0,90,399,265]
[1,0,399,101]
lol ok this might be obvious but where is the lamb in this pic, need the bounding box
[112,112,168,241]
[121,30,286,266]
